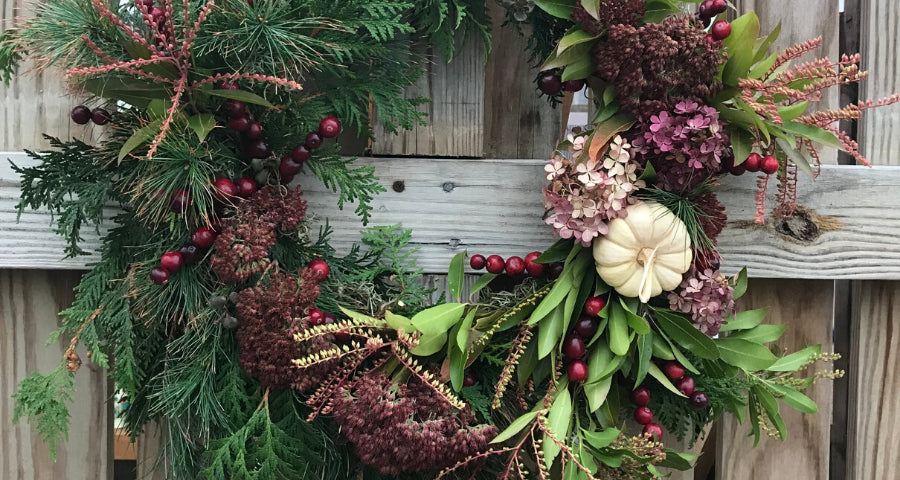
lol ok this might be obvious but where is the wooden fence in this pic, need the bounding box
[1,1,899,479]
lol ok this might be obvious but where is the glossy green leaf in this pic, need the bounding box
[207,89,275,108]
[468,273,498,297]
[656,449,699,470]
[557,28,598,55]
[529,275,573,325]
[648,362,687,397]
[585,375,612,412]
[716,338,778,370]
[544,388,573,467]
[634,333,653,387]
[582,427,620,449]
[562,57,594,83]
[768,344,822,372]
[748,51,778,79]
[608,301,630,356]
[410,303,466,336]
[538,305,566,359]
[586,342,613,383]
[651,333,675,360]
[620,297,650,334]
[728,324,786,344]
[186,114,216,142]
[720,307,768,332]
[654,310,719,359]
[732,267,749,300]
[595,382,621,428]
[385,311,412,333]
[730,127,754,166]
[118,119,162,162]
[778,102,809,122]
[449,345,466,391]
[534,0,576,18]
[753,22,782,63]
[542,42,594,71]
[517,336,539,385]
[779,121,844,149]
[754,386,786,439]
[446,252,465,301]
[456,309,477,351]
[535,239,575,264]
[410,331,448,356]
[722,12,761,86]
[491,411,538,444]
[659,333,701,375]
[580,0,599,18]
[769,383,818,414]
[776,137,814,176]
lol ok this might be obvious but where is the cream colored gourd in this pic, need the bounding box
[593,201,692,303]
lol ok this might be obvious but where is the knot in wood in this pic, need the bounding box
[442,182,455,192]
[775,208,821,242]
[391,180,405,193]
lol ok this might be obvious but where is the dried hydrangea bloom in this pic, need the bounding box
[668,266,735,336]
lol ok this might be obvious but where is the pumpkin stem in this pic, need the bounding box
[636,247,659,303]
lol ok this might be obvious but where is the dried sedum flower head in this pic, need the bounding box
[572,0,646,35]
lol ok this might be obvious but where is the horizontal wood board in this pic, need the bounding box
[2,153,900,278]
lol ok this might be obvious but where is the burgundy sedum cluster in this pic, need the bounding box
[571,0,645,35]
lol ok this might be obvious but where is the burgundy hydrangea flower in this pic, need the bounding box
[331,371,497,475]
[572,0,645,35]
[694,191,727,242]
[668,266,735,336]
[632,101,730,191]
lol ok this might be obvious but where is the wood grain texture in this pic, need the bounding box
[136,420,169,480]
[3,153,900,279]
[371,40,484,157]
[0,269,113,480]
[858,0,900,165]
[717,279,835,480]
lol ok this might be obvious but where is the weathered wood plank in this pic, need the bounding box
[858,0,900,164]
[0,269,113,480]
[136,420,169,480]
[717,279,834,480]
[2,153,900,279]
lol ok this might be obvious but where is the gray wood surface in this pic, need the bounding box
[0,269,113,480]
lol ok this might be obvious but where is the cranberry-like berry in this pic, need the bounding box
[634,406,654,425]
[228,116,250,132]
[567,359,589,382]
[308,308,325,326]
[150,266,170,285]
[178,244,199,264]
[279,156,302,177]
[308,258,330,280]
[245,121,262,139]
[505,256,526,276]
[663,360,686,381]
[246,139,270,159]
[549,262,564,279]
[643,423,663,441]
[223,99,246,118]
[744,152,763,172]
[761,155,780,175]
[711,20,732,41]
[485,255,505,274]
[71,105,92,124]
[698,0,715,17]
[583,296,606,316]
[573,315,599,339]
[469,254,486,270]
[690,391,709,408]
[334,328,351,342]
[150,6,165,23]
[291,144,311,163]
[323,313,336,325]
[280,173,295,185]
[538,71,563,96]
[678,376,696,396]
[160,251,184,274]
[524,251,545,277]
[319,116,342,138]
[562,335,586,359]
[91,108,111,125]
[463,371,477,387]
[711,0,728,14]
[192,227,217,249]
[169,189,190,213]
[305,132,323,149]
[631,386,651,407]
[705,33,718,43]
[212,178,237,202]
[563,79,585,92]
[236,177,257,198]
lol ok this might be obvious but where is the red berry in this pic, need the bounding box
[323,313,336,325]
[631,386,651,406]
[690,391,709,408]
[246,139,270,159]
[160,251,184,273]
[538,72,563,96]
[463,371,477,387]
[280,173,295,185]
[485,255,505,274]
[711,0,727,14]
[169,189,190,213]
[223,100,246,117]
[236,178,258,198]
[698,0,715,17]
[634,406,654,425]
[150,6,165,23]
[678,376,696,396]
[663,361,686,381]
[212,178,237,202]
[761,155,780,175]
[335,329,351,342]
[573,315,599,339]
[141,0,154,8]
[469,254,486,270]
[150,266,170,285]
[91,108,111,125]
[319,116,342,138]
[308,258,329,280]
[705,33,718,43]
[178,244,199,264]
[192,227,216,249]
[279,156,301,177]
[524,251,545,277]
[744,152,763,172]
[711,21,731,41]
[308,308,325,326]
[583,296,606,316]
[305,132,323,149]
[505,256,526,276]
[567,360,588,382]
[729,161,747,176]
[562,335,586,359]
[245,121,262,139]
[563,79,585,92]
[228,116,250,132]
[549,262,564,279]
[643,423,663,441]
[71,105,91,124]
[291,144,311,163]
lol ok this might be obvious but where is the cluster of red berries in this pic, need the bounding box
[565,296,606,382]
[150,227,219,284]
[695,0,731,42]
[303,260,351,341]
[469,251,563,278]
[663,360,710,409]
[733,152,780,176]
[70,105,110,126]
[537,71,586,96]
[278,116,341,184]
[630,386,664,440]
[219,84,272,162]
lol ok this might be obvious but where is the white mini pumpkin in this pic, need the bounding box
[593,201,692,302]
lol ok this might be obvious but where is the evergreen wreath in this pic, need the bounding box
[3,0,897,479]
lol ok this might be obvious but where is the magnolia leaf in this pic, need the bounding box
[448,342,467,391]
[410,331,448,356]
[608,300,630,356]
[491,411,539,444]
[385,311,412,333]
[538,304,566,359]
[456,309,476,351]
[728,324,786,344]
[118,120,162,162]
[533,0,575,19]
[410,303,466,336]
[768,344,822,372]
[585,375,612,412]
[719,307,768,332]
[448,251,466,301]
[562,57,594,83]
[544,388,573,467]
[716,338,778,370]
[186,114,217,142]
[207,89,275,108]
[654,310,719,359]
[557,28,598,55]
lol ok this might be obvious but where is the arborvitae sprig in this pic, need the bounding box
[11,364,75,461]
[413,0,492,62]
[304,144,385,224]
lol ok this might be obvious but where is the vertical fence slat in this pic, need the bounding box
[0,270,113,480]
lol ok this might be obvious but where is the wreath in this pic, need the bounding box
[3,0,894,479]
